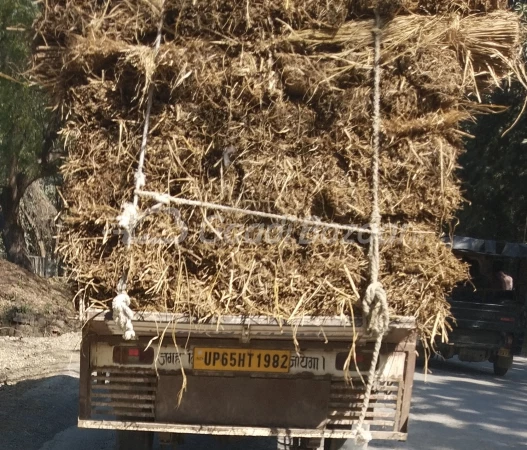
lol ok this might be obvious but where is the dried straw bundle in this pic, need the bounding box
[32,1,523,346]
[33,0,510,46]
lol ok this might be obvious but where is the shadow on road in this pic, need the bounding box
[0,375,79,450]
[402,357,527,450]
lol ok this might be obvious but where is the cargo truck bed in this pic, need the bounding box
[79,310,417,446]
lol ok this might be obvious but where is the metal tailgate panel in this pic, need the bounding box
[156,375,331,429]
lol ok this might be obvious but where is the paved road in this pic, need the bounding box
[1,352,526,450]
[373,356,527,450]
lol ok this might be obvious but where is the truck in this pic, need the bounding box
[434,236,527,376]
[78,310,417,449]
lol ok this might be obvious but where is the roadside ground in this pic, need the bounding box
[0,259,77,338]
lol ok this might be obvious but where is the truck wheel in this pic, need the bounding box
[493,362,508,376]
[116,430,154,450]
[325,439,346,450]
[277,437,300,449]
[325,438,368,449]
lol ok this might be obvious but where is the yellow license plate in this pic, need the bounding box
[193,348,291,373]
[498,348,510,357]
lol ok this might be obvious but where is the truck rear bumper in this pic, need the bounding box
[78,419,407,441]
[80,313,416,442]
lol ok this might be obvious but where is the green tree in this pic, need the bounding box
[0,0,59,270]
[457,81,527,242]
[455,1,527,242]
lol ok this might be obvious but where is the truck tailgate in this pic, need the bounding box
[79,310,416,442]
[449,300,521,333]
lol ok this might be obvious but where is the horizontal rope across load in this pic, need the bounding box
[135,190,377,236]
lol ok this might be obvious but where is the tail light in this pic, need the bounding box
[335,351,373,372]
[500,317,515,323]
[113,346,155,365]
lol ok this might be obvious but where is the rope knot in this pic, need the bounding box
[117,203,140,246]
[363,281,389,337]
[355,426,372,445]
[112,292,136,341]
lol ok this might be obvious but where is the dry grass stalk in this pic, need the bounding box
[31,1,522,347]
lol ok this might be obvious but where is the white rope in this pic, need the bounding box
[112,1,166,340]
[117,202,139,247]
[353,10,390,445]
[112,292,136,340]
[132,2,165,209]
[135,190,376,236]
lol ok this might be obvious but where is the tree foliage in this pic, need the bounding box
[0,0,51,186]
[0,0,59,268]
[457,82,527,242]
[456,2,527,242]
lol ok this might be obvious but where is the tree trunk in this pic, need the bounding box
[22,205,47,256]
[0,171,33,272]
[0,113,59,272]
[20,180,58,258]
[2,219,32,271]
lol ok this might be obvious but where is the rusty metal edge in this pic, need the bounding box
[77,419,408,441]
[399,339,417,434]
[86,308,415,328]
[79,331,91,420]
[84,309,416,343]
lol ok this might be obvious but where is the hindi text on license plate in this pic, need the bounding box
[193,348,291,373]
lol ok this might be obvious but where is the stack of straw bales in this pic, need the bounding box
[33,0,523,344]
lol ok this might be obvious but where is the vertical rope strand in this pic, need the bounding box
[354,10,390,445]
[112,2,166,340]
[133,2,166,209]
[370,6,382,286]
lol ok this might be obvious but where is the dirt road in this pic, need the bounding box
[1,334,526,450]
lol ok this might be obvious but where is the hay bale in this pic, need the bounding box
[32,1,523,346]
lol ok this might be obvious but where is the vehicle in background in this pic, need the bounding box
[436,236,527,376]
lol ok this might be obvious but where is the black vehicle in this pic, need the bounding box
[435,236,526,376]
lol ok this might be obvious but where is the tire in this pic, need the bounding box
[324,439,346,450]
[277,437,300,449]
[325,438,368,450]
[493,362,508,376]
[116,430,154,450]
